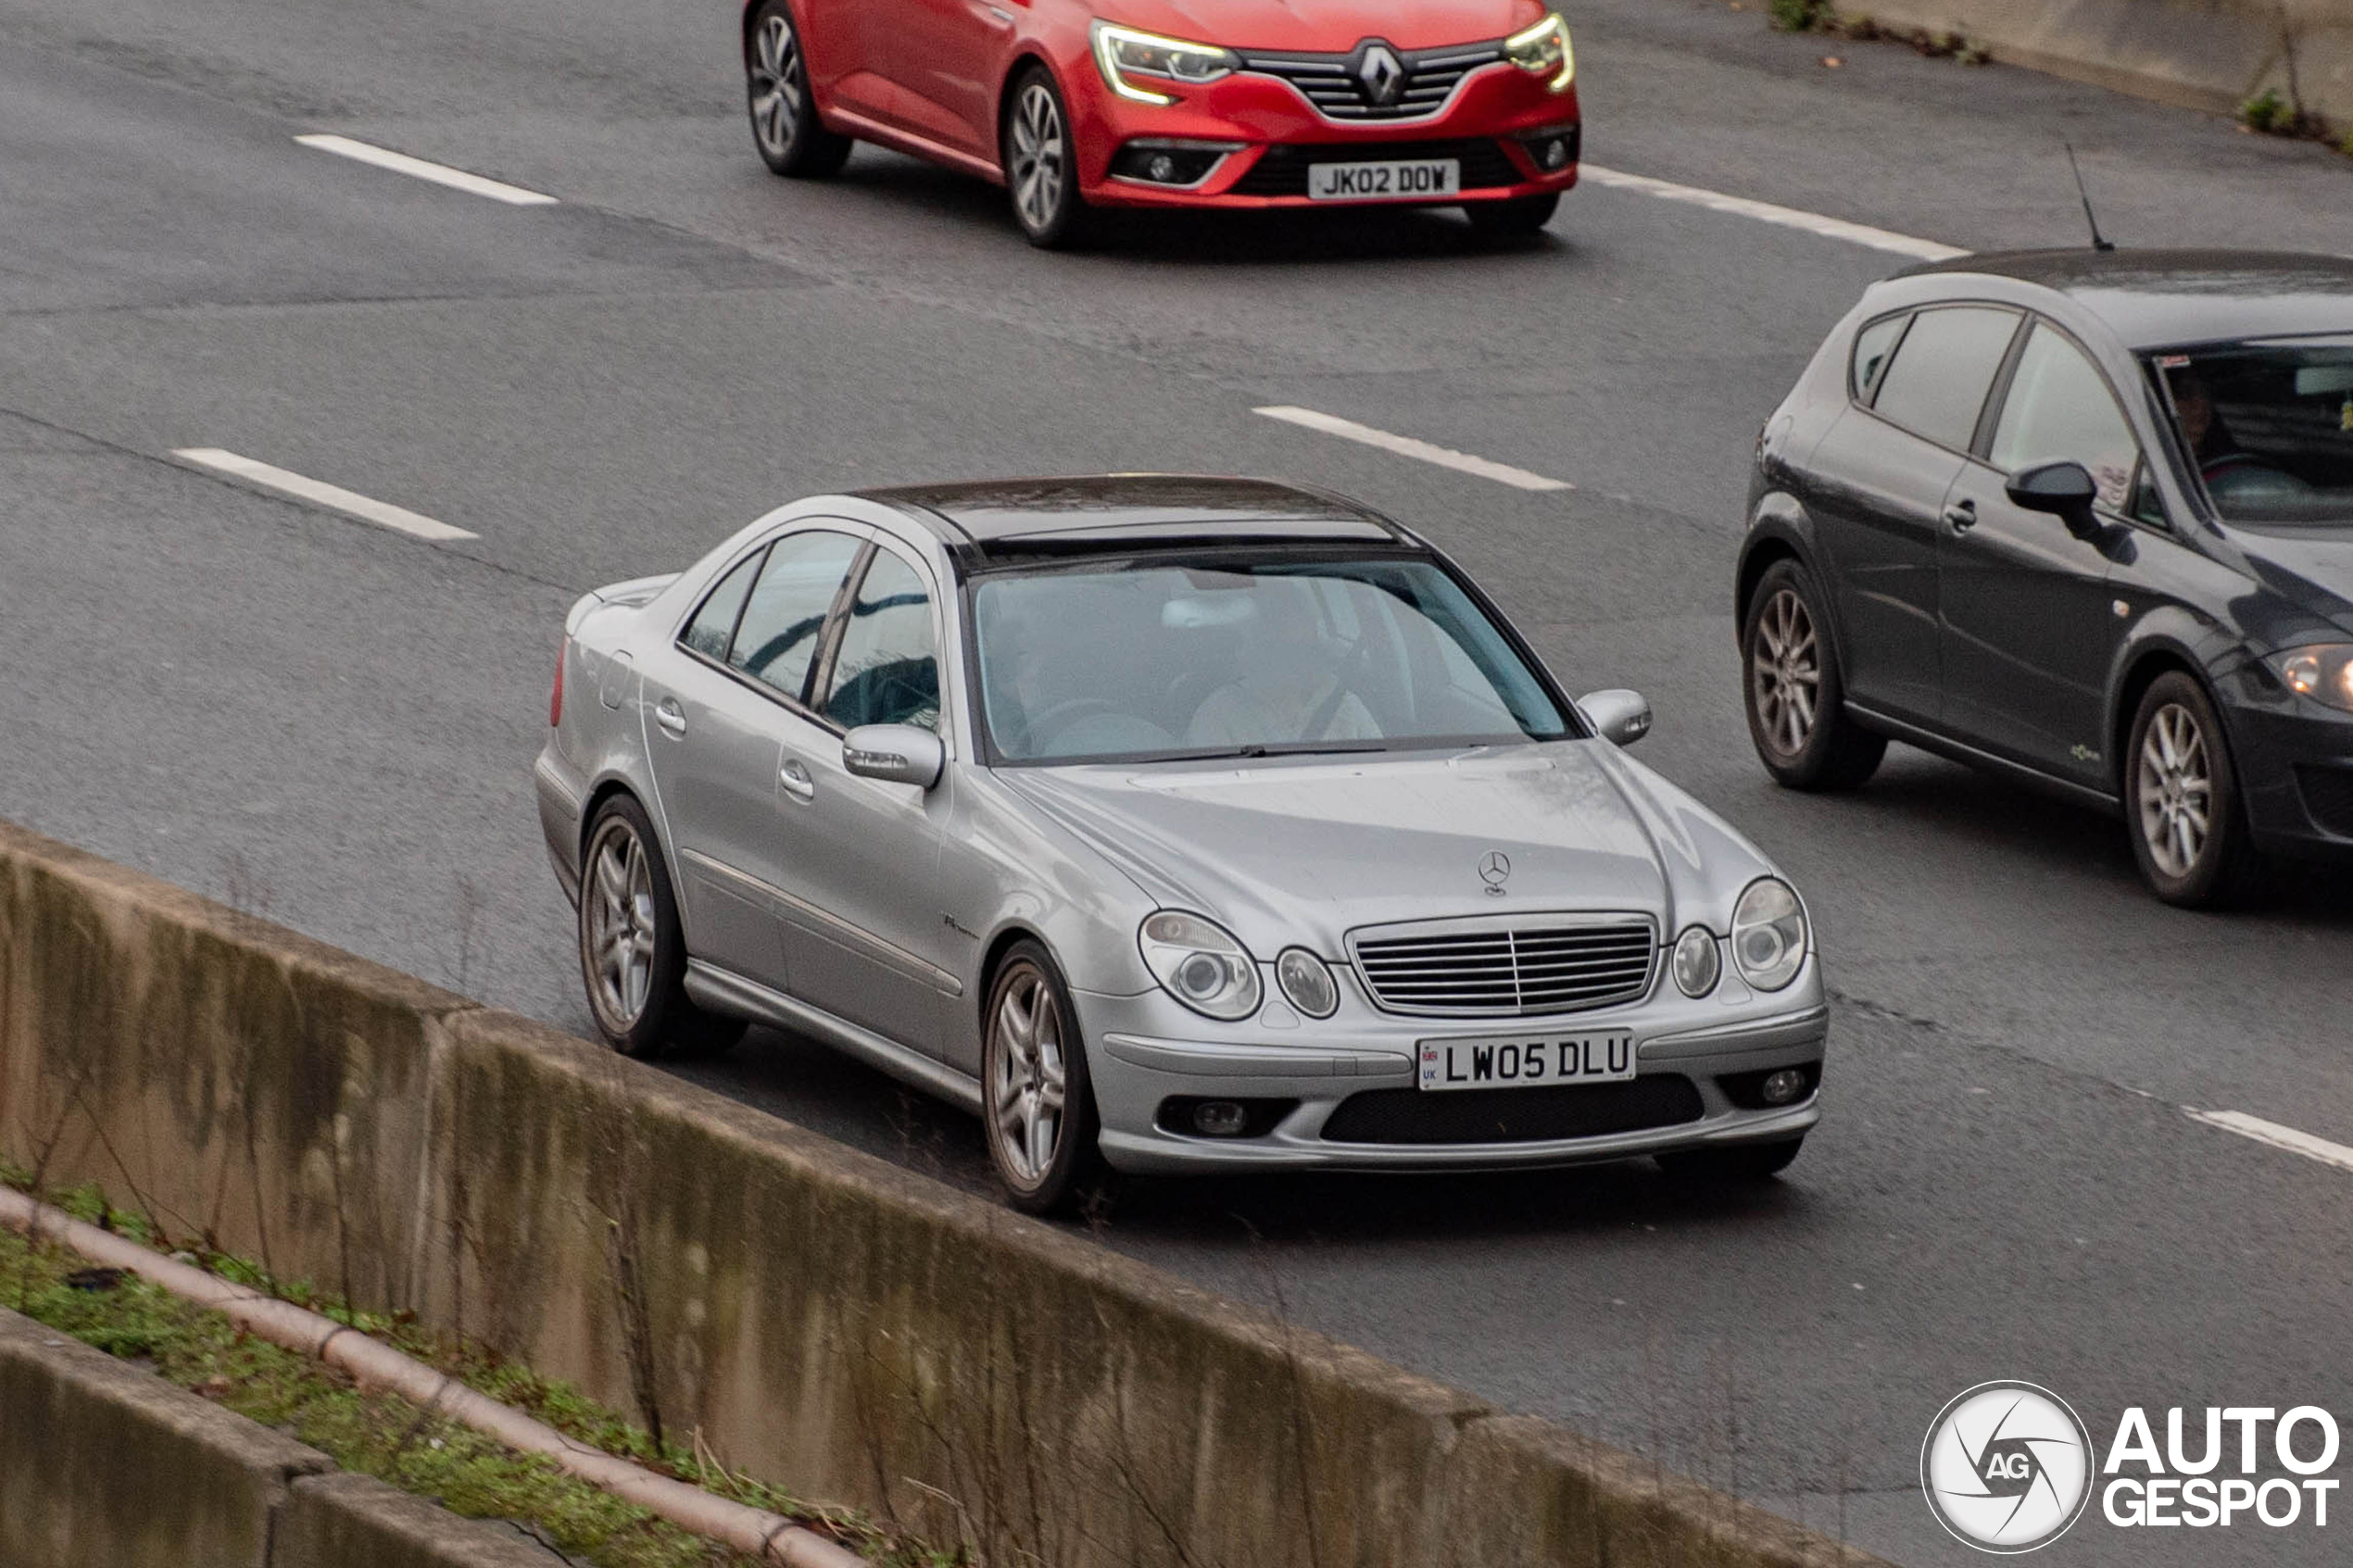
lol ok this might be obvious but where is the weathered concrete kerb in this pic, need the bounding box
[0,817,1888,1568]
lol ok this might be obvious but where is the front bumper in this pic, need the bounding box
[1071,63,1580,209]
[1079,975,1827,1175]
[2222,679,2353,865]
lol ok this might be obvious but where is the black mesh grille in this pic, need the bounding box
[1320,1076,1704,1145]
[1237,43,1505,123]
[2296,765,2353,837]
[1229,139,1522,197]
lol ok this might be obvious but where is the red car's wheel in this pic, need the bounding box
[1000,66,1091,249]
[747,0,851,178]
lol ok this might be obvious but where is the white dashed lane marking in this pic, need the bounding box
[172,449,478,542]
[294,133,557,207]
[1253,406,1573,493]
[1580,164,1965,262]
[2187,1109,2353,1176]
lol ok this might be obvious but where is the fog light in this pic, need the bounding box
[1148,153,1177,182]
[1759,1069,1808,1106]
[1192,1100,1250,1136]
[1535,137,1568,169]
[1110,140,1242,186]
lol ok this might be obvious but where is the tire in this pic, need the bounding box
[1465,192,1560,237]
[980,939,1107,1214]
[2124,671,2261,909]
[747,1,852,178]
[1656,1135,1805,1182]
[1743,559,1886,790]
[1000,67,1090,249]
[578,797,743,1059]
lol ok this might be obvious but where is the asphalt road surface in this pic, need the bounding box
[4,2,2351,1562]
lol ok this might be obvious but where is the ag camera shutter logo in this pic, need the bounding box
[1921,1382,2095,1552]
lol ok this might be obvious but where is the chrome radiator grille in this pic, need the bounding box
[1237,44,1504,122]
[1350,918,1657,1016]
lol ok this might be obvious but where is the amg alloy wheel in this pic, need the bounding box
[1743,559,1884,790]
[982,940,1104,1212]
[2126,671,2257,908]
[1002,69,1088,248]
[747,1,850,178]
[578,797,744,1059]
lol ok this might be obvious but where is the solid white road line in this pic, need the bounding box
[2186,1109,2353,1177]
[1580,164,1964,262]
[1253,406,1573,493]
[172,449,479,542]
[294,133,557,206]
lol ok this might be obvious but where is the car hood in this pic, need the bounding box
[2227,523,2353,631]
[1095,0,1546,52]
[997,742,1776,958]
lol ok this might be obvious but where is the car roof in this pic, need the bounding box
[853,474,1412,549]
[1892,248,2353,350]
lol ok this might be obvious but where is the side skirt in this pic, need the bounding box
[684,960,985,1116]
[1846,701,2121,815]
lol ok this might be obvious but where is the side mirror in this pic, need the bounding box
[1577,689,1653,747]
[2006,460,2100,537]
[842,723,945,789]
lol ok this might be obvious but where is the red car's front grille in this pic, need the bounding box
[1237,44,1506,122]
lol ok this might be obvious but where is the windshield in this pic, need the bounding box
[2157,336,2353,525]
[970,554,1572,763]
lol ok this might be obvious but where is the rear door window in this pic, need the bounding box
[1869,305,2022,451]
[728,529,865,704]
[1989,321,2143,512]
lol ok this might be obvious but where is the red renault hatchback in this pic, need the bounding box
[740,0,1581,246]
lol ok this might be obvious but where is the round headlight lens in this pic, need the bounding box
[1139,911,1263,1021]
[1276,947,1339,1018]
[1670,925,1721,997]
[1730,879,1807,992]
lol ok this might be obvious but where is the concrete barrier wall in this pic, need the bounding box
[1818,0,2353,122]
[0,1307,549,1568]
[0,818,1881,1568]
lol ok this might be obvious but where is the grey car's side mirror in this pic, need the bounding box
[2007,460,2100,537]
[842,724,945,789]
[1578,689,1652,747]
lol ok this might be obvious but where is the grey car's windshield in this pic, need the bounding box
[2158,336,2353,525]
[971,555,1571,763]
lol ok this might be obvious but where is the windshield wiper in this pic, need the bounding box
[1171,742,1390,760]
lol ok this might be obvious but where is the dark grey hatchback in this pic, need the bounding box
[1737,249,2353,906]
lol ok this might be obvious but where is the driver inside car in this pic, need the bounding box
[1186,582,1382,747]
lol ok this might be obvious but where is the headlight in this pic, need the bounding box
[1670,925,1721,998]
[1091,21,1238,106]
[1504,13,1574,92]
[1275,947,1339,1018]
[2269,644,2353,713]
[1730,879,1808,992]
[1139,911,1262,1020]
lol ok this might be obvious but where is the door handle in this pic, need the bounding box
[779,759,816,803]
[1943,498,1979,534]
[654,697,687,737]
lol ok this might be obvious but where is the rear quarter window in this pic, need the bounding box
[1868,304,2023,451]
[1851,313,1907,401]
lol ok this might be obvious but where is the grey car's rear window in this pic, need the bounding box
[1869,304,2021,451]
[971,555,1570,764]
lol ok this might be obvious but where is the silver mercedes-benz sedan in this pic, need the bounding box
[535,477,1826,1211]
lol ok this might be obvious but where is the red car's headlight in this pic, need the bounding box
[1090,20,1239,106]
[1504,13,1576,94]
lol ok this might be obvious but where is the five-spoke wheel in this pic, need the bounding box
[1742,559,1885,790]
[981,940,1103,1212]
[577,796,745,1059]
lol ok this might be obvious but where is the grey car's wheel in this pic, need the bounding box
[579,797,743,1059]
[981,940,1105,1213]
[2126,671,2259,908]
[748,1,851,178]
[1465,192,1559,237]
[1001,68,1089,249]
[1656,1135,1805,1182]
[1743,559,1885,790]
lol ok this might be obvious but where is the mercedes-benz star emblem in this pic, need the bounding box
[1354,42,1406,107]
[1478,851,1511,893]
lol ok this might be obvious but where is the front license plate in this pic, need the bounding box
[1306,157,1462,202]
[1418,1032,1635,1092]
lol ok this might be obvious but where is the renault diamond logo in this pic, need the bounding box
[1478,850,1511,893]
[1353,41,1406,107]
